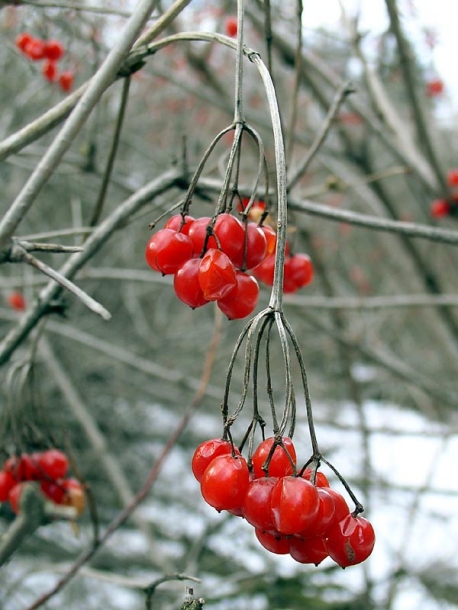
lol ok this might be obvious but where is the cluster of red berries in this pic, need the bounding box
[0,449,85,516]
[145,210,313,320]
[15,33,74,92]
[192,437,375,568]
[430,169,458,218]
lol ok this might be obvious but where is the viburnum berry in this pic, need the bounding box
[225,16,238,38]
[198,248,237,301]
[325,514,375,567]
[251,254,275,287]
[324,488,350,525]
[270,476,319,535]
[217,272,259,320]
[301,467,330,487]
[447,169,458,187]
[290,535,329,565]
[242,477,278,531]
[9,482,27,514]
[43,39,65,61]
[255,528,290,554]
[431,199,450,218]
[58,70,74,92]
[239,198,266,223]
[426,77,444,97]
[251,436,296,479]
[213,213,245,263]
[37,449,69,480]
[26,39,46,61]
[15,32,34,53]
[191,438,239,483]
[145,228,194,275]
[4,455,28,481]
[200,454,250,511]
[164,214,195,235]
[41,479,66,503]
[283,253,314,293]
[174,258,209,309]
[232,223,267,270]
[301,487,336,537]
[187,217,218,255]
[6,291,26,311]
[0,470,16,502]
[42,60,58,82]
[260,225,277,255]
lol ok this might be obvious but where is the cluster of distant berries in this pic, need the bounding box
[430,169,458,218]
[0,449,85,516]
[15,33,74,92]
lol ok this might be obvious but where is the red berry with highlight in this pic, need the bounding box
[200,454,250,511]
[191,438,239,483]
[251,436,296,479]
[325,514,375,567]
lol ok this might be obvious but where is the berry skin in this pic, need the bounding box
[145,228,194,275]
[58,70,74,92]
[41,479,66,503]
[43,39,65,61]
[213,213,245,263]
[6,291,26,311]
[9,482,26,514]
[447,169,458,187]
[300,487,336,537]
[270,476,320,535]
[217,272,259,320]
[16,33,34,53]
[164,214,195,235]
[0,470,16,502]
[174,258,209,309]
[301,467,330,487]
[198,249,237,301]
[260,225,277,255]
[255,528,290,554]
[283,253,314,293]
[26,39,46,61]
[225,16,238,38]
[325,514,375,567]
[200,454,250,511]
[290,535,329,565]
[188,217,218,255]
[242,477,278,531]
[324,488,351,525]
[251,254,275,287]
[430,199,450,218]
[232,223,267,270]
[37,449,69,480]
[251,436,296,479]
[191,438,239,483]
[42,60,58,82]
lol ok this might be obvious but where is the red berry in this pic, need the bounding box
[260,225,277,255]
[42,60,58,82]
[4,455,27,481]
[225,16,238,38]
[41,479,66,503]
[26,39,46,61]
[15,33,34,52]
[0,470,16,501]
[200,454,250,511]
[290,535,328,565]
[21,453,42,481]
[198,248,237,301]
[242,477,278,531]
[324,488,350,525]
[174,258,209,309]
[37,449,69,480]
[301,467,330,487]
[232,223,267,270]
[213,213,245,263]
[58,70,74,92]
[325,514,375,567]
[191,438,239,483]
[426,78,444,97]
[300,487,336,537]
[255,528,290,554]
[217,272,259,320]
[251,254,275,287]
[9,482,26,514]
[430,199,450,218]
[43,39,65,61]
[283,254,314,293]
[270,476,319,535]
[188,217,218,255]
[251,436,296,479]
[164,214,195,235]
[447,169,458,187]
[145,228,194,275]
[6,291,26,311]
